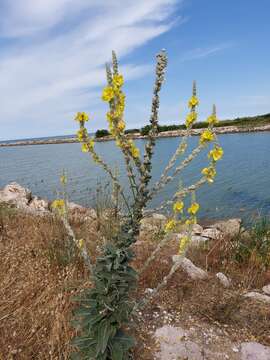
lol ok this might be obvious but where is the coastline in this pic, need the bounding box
[1,124,270,147]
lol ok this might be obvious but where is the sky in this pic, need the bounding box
[0,0,269,141]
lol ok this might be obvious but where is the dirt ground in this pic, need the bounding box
[0,208,269,359]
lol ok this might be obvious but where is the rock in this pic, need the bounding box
[191,235,209,244]
[240,342,270,360]
[243,291,270,304]
[211,218,241,239]
[201,227,222,240]
[155,325,204,360]
[140,214,166,233]
[262,284,270,295]
[192,223,203,235]
[152,213,167,221]
[28,196,49,212]
[0,182,32,208]
[68,202,97,222]
[216,272,231,288]
[67,202,84,211]
[174,256,208,280]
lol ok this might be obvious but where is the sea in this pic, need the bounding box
[0,132,269,223]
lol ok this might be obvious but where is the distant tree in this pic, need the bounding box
[124,128,140,134]
[95,129,110,138]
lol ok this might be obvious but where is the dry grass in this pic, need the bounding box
[0,206,270,359]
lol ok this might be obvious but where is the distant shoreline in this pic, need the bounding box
[1,124,270,147]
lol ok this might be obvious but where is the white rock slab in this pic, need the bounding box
[211,219,241,238]
[192,223,203,235]
[152,213,167,221]
[262,284,270,295]
[216,272,231,288]
[175,257,208,280]
[241,342,270,360]
[243,291,270,304]
[0,182,31,208]
[191,235,209,244]
[155,325,204,360]
[201,227,222,239]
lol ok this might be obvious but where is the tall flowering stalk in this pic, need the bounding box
[71,51,223,359]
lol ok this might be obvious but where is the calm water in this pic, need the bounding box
[0,133,269,222]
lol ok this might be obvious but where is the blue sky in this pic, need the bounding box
[0,0,269,141]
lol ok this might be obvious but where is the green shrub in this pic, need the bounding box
[235,217,270,268]
[95,129,110,138]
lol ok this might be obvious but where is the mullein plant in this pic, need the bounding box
[69,50,223,359]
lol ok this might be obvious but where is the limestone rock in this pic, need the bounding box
[211,218,241,239]
[240,342,270,360]
[216,272,231,288]
[155,325,204,360]
[152,213,167,221]
[243,291,270,304]
[0,182,32,208]
[28,196,49,212]
[68,202,97,222]
[140,214,166,232]
[177,257,208,280]
[262,284,270,295]
[201,227,222,240]
[192,223,203,235]
[191,235,209,244]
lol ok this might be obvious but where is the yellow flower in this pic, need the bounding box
[51,199,65,215]
[173,201,184,213]
[178,236,190,255]
[185,217,197,225]
[112,74,124,88]
[208,146,223,161]
[185,112,197,127]
[165,219,177,232]
[200,129,214,144]
[188,96,199,108]
[81,143,89,153]
[81,139,94,153]
[106,112,113,121]
[117,120,126,132]
[78,239,84,249]
[76,128,87,142]
[60,175,67,185]
[102,86,114,102]
[201,166,216,183]
[129,141,140,158]
[131,146,140,158]
[188,202,200,215]
[75,112,89,122]
[207,114,218,126]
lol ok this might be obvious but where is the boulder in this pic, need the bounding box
[191,223,203,235]
[243,291,270,304]
[155,325,203,360]
[173,256,208,280]
[240,342,270,360]
[216,272,231,288]
[28,196,49,212]
[0,182,32,208]
[152,213,167,221]
[262,284,270,296]
[191,235,209,244]
[211,218,241,239]
[201,227,222,240]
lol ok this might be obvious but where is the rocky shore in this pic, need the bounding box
[1,123,270,147]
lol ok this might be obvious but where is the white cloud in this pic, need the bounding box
[180,42,234,62]
[0,0,180,140]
